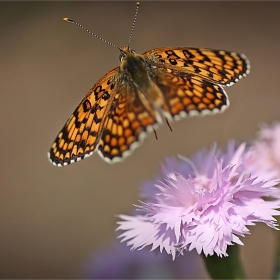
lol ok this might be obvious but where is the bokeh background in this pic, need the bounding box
[1,1,280,278]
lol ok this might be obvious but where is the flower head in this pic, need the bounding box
[117,142,280,258]
[246,121,280,178]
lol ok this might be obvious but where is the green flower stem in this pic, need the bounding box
[272,216,280,279]
[202,245,246,279]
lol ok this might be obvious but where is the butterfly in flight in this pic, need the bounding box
[48,2,250,167]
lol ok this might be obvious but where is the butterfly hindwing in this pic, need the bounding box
[97,78,160,162]
[146,64,229,120]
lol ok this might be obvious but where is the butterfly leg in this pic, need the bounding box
[153,128,158,140]
[166,118,173,132]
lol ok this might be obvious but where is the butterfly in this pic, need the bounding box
[48,2,250,167]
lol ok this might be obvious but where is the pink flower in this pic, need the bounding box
[246,121,280,178]
[117,142,280,259]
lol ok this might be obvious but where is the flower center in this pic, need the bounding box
[193,175,216,196]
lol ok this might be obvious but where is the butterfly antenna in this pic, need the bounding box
[128,2,140,48]
[63,18,121,51]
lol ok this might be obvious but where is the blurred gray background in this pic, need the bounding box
[1,1,279,278]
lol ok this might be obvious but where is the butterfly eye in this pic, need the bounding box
[119,53,125,62]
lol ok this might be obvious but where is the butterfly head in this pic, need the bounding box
[119,46,137,62]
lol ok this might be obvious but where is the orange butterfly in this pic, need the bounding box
[48,2,250,166]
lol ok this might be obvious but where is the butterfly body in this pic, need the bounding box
[121,46,169,112]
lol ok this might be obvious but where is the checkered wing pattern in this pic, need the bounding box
[49,46,250,166]
[143,47,250,86]
[49,68,119,166]
[97,79,159,162]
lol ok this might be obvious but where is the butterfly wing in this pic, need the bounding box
[97,77,160,162]
[49,46,250,165]
[146,64,229,120]
[48,67,120,166]
[143,47,250,86]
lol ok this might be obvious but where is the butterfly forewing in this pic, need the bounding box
[143,47,250,86]
[48,67,120,166]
